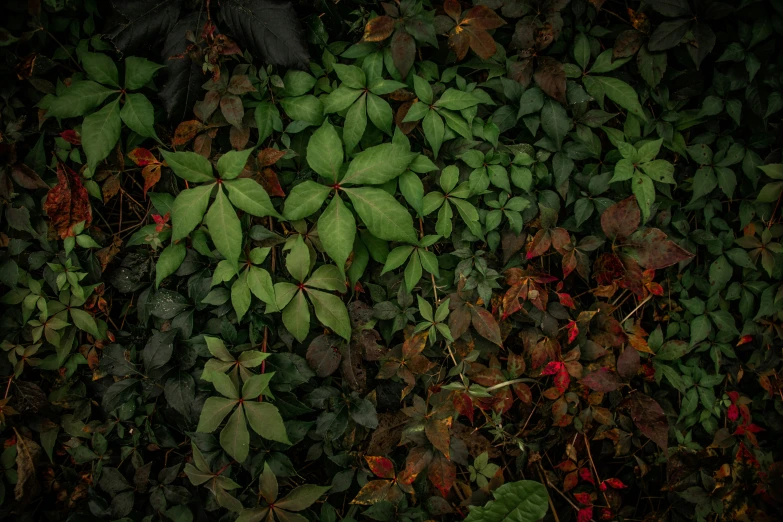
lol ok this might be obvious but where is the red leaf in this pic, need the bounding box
[363,16,395,42]
[627,228,695,270]
[220,94,245,128]
[44,163,92,239]
[541,361,563,376]
[736,335,753,346]
[365,456,395,479]
[558,292,575,308]
[452,391,474,424]
[567,320,579,343]
[534,56,567,104]
[601,196,640,240]
[573,492,592,505]
[253,167,286,198]
[128,148,158,167]
[580,368,623,392]
[351,479,400,505]
[526,229,551,259]
[397,447,432,492]
[60,130,81,146]
[579,467,595,485]
[602,478,627,489]
[427,452,456,497]
[577,507,594,522]
[554,367,570,394]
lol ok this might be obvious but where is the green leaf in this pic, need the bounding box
[518,87,544,117]
[640,160,675,184]
[341,144,416,185]
[120,93,158,140]
[367,93,393,135]
[307,288,351,340]
[323,85,363,113]
[197,396,237,432]
[381,246,414,274]
[574,32,590,70]
[242,373,273,398]
[540,99,572,147]
[585,76,647,121]
[306,265,346,292]
[307,121,344,181]
[440,108,472,139]
[224,178,278,217]
[757,181,783,202]
[82,98,122,172]
[171,184,213,241]
[217,149,254,179]
[79,51,119,87]
[46,81,117,118]
[632,171,655,222]
[423,110,445,158]
[280,95,323,125]
[283,181,331,220]
[206,336,234,362]
[435,89,479,110]
[206,187,243,267]
[759,164,783,180]
[399,170,424,217]
[124,57,163,90]
[343,93,367,154]
[156,242,186,288]
[283,70,317,97]
[413,75,433,104]
[255,102,281,143]
[648,18,691,51]
[161,151,215,182]
[655,340,691,360]
[71,308,100,338]
[247,266,275,305]
[220,405,249,463]
[231,271,251,322]
[404,250,422,291]
[344,187,417,243]
[333,63,366,89]
[276,485,331,511]
[690,315,712,347]
[691,166,717,202]
[282,290,310,342]
[244,401,291,444]
[463,480,549,522]
[318,196,355,275]
[286,236,311,282]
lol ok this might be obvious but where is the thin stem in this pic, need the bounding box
[584,433,611,508]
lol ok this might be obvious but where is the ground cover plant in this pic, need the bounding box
[0,0,782,521]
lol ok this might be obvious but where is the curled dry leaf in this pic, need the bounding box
[43,163,92,239]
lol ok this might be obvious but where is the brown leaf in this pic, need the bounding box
[44,163,92,239]
[402,330,428,360]
[14,428,42,505]
[391,30,416,79]
[617,345,640,379]
[194,90,221,122]
[613,30,644,60]
[230,124,250,150]
[444,0,462,21]
[220,94,245,128]
[102,174,121,203]
[10,163,48,190]
[509,57,535,87]
[252,167,284,198]
[387,88,417,102]
[194,134,212,158]
[340,341,367,392]
[397,446,432,493]
[428,452,456,497]
[351,479,399,505]
[464,5,506,30]
[465,25,498,59]
[425,417,452,457]
[451,421,500,458]
[395,101,418,134]
[622,392,669,451]
[306,334,342,377]
[581,368,623,392]
[227,75,256,95]
[534,56,567,104]
[363,16,396,42]
[367,411,408,456]
[501,230,527,264]
[470,305,502,346]
[258,148,286,167]
[142,164,162,198]
[128,148,158,167]
[601,196,640,240]
[172,120,205,146]
[449,28,471,60]
[96,236,123,271]
[626,228,694,270]
[448,301,471,340]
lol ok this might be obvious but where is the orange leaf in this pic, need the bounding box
[44,163,92,239]
[428,452,456,497]
[365,456,395,479]
[363,16,395,42]
[402,330,428,360]
[142,164,162,199]
[172,120,205,146]
[128,148,158,167]
[258,148,286,168]
[102,174,121,204]
[424,417,452,458]
[351,479,398,505]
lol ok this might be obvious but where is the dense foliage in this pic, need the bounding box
[1,0,783,521]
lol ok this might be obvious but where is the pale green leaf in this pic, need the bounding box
[344,187,417,243]
[206,187,243,266]
[317,196,355,275]
[224,178,278,217]
[171,184,213,241]
[307,288,351,340]
[161,151,215,182]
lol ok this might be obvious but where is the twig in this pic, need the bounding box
[584,434,611,508]
[621,294,652,324]
[3,376,13,400]
[536,464,562,522]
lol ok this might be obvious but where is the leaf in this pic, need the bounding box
[308,288,351,340]
[428,452,456,497]
[343,93,367,154]
[533,57,566,104]
[471,306,502,346]
[13,430,42,505]
[648,18,691,51]
[108,0,181,56]
[120,93,158,140]
[46,81,117,119]
[306,265,346,292]
[224,178,278,217]
[622,393,668,451]
[285,236,310,283]
[44,164,93,239]
[283,181,331,220]
[159,12,207,121]
[78,50,120,87]
[613,30,644,60]
[10,164,48,190]
[317,197,355,274]
[282,290,310,342]
[217,0,309,69]
[206,187,243,266]
[156,242,186,287]
[341,144,416,185]
[220,405,250,462]
[631,171,655,222]
[649,0,691,17]
[364,16,395,42]
[463,480,549,522]
[391,30,416,79]
[124,56,164,90]
[276,485,331,511]
[425,417,452,458]
[435,89,480,110]
[244,401,291,444]
[162,151,215,182]
[165,371,196,417]
[540,99,571,147]
[626,228,694,270]
[197,396,237,432]
[82,99,122,171]
[217,149,253,180]
[580,368,623,392]
[171,184,213,241]
[367,93,393,135]
[344,187,417,243]
[423,110,445,158]
[585,76,646,120]
[307,121,343,181]
[365,456,395,479]
[617,346,640,379]
[306,335,342,377]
